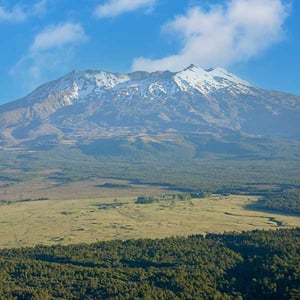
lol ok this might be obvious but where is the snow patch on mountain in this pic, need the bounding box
[78,71,130,89]
[21,64,255,109]
[174,65,253,95]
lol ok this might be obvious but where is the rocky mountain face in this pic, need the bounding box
[0,65,299,151]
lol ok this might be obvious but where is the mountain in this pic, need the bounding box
[0,64,299,152]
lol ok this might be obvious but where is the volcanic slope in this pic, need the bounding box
[1,64,299,150]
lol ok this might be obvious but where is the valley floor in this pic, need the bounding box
[0,194,299,248]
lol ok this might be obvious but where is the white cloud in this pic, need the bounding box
[10,23,87,90]
[30,23,87,53]
[132,0,290,72]
[94,0,156,18]
[0,1,48,23]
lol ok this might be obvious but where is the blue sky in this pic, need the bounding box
[0,0,299,104]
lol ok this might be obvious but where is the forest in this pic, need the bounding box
[0,228,299,299]
[252,188,300,215]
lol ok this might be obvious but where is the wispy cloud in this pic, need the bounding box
[94,0,156,18]
[30,23,87,53]
[132,0,290,72]
[0,1,48,23]
[10,23,87,89]
[31,0,49,17]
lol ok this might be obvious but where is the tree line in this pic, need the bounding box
[253,188,300,215]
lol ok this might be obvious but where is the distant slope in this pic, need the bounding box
[0,65,299,151]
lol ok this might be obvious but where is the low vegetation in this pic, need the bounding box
[1,139,300,199]
[0,194,299,249]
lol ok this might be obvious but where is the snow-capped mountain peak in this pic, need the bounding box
[0,64,299,149]
[23,65,254,106]
[208,67,252,87]
[174,65,253,95]
[74,70,130,89]
[22,69,131,106]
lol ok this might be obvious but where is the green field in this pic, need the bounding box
[0,193,299,248]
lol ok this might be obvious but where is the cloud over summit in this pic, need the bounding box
[133,0,290,72]
[30,23,87,53]
[11,22,87,90]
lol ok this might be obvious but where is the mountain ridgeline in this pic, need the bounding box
[0,65,299,162]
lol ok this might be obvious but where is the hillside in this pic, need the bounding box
[0,65,299,151]
[0,65,300,194]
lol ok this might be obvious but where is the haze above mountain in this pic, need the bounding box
[0,65,299,153]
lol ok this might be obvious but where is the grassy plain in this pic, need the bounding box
[0,194,299,248]
[0,174,172,202]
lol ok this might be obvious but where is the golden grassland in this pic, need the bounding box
[0,194,299,248]
[0,176,170,201]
